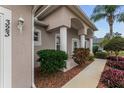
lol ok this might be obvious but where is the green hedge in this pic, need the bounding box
[95,52,107,59]
[93,46,99,54]
[37,49,68,73]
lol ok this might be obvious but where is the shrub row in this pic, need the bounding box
[37,49,68,73]
[100,69,124,88]
[95,52,107,59]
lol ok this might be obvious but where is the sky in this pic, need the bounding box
[80,5,124,38]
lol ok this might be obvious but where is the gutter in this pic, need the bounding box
[34,18,48,27]
[32,5,41,14]
[35,5,51,18]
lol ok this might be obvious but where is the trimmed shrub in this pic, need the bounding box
[72,48,90,65]
[95,52,107,59]
[100,69,124,88]
[104,37,124,52]
[87,55,95,62]
[37,49,68,73]
[104,37,124,58]
[107,61,124,70]
[93,46,99,54]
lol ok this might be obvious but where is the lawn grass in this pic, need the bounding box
[119,51,124,56]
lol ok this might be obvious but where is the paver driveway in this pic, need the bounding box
[62,59,106,88]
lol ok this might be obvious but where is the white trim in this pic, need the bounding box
[60,26,67,52]
[72,38,79,52]
[0,13,4,88]
[55,33,60,50]
[80,35,85,48]
[89,38,93,54]
[34,29,42,46]
[0,6,12,88]
[31,8,36,88]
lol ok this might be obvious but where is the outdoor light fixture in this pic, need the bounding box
[17,17,24,32]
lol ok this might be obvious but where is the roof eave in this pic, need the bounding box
[74,6,98,31]
[35,5,98,31]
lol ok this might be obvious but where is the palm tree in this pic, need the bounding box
[91,5,124,39]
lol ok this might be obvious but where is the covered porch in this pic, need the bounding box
[33,5,97,88]
[45,18,94,56]
[39,18,94,72]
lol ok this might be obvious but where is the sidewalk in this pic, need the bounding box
[62,59,106,88]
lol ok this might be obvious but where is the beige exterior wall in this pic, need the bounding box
[34,25,59,61]
[42,6,91,34]
[42,7,70,30]
[2,5,33,88]
[34,25,79,59]
[0,5,94,88]
[35,6,92,59]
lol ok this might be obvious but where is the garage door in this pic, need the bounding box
[0,7,12,88]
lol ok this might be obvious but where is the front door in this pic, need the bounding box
[0,7,12,88]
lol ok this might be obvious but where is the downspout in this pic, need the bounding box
[31,5,50,88]
[31,6,38,88]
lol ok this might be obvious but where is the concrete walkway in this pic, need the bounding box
[62,59,106,88]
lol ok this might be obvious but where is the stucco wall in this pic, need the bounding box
[2,5,33,88]
[34,25,59,61]
[34,25,79,59]
[42,7,70,30]
[42,6,90,35]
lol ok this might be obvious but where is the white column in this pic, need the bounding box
[80,35,85,48]
[60,26,67,52]
[89,38,93,54]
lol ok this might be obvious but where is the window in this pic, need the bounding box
[55,34,60,50]
[74,41,78,49]
[72,38,79,52]
[34,29,41,46]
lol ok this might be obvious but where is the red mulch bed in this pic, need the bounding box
[35,61,92,88]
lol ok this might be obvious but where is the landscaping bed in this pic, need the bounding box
[97,57,124,88]
[35,61,92,88]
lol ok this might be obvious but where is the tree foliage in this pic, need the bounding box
[91,5,124,22]
[100,38,109,48]
[91,5,124,39]
[104,37,124,52]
